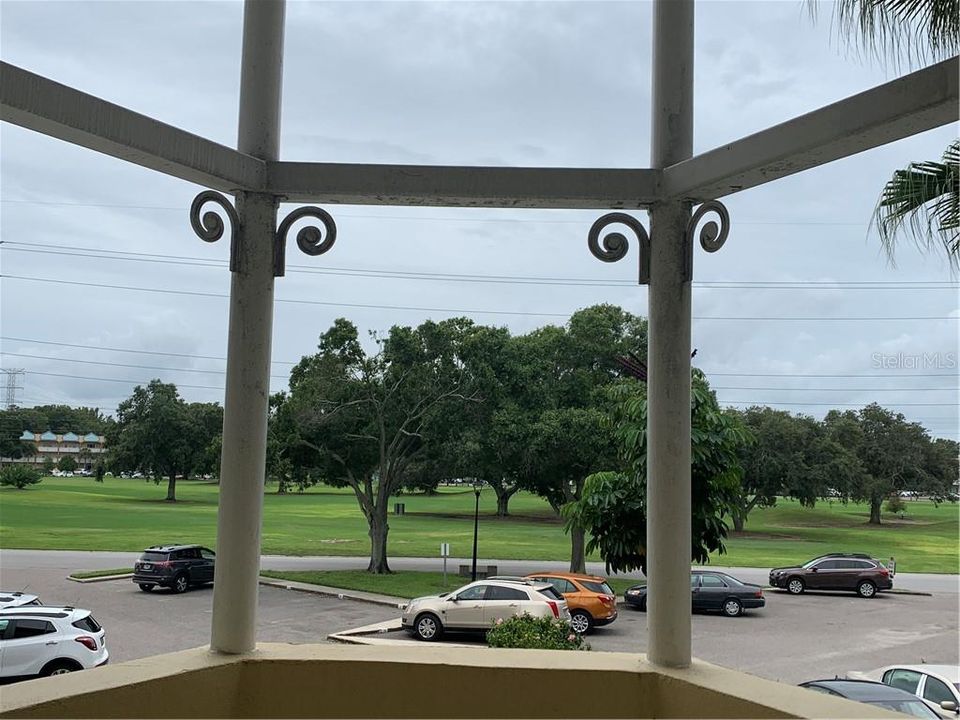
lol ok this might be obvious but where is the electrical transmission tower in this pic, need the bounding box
[2,369,25,409]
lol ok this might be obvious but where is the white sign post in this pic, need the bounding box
[440,542,450,586]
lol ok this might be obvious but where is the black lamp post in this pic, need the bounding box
[470,481,482,582]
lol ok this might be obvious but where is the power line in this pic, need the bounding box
[0,336,298,365]
[3,274,955,320]
[0,352,290,380]
[3,336,957,379]
[0,198,877,227]
[3,242,957,290]
[6,351,958,393]
[16,369,960,407]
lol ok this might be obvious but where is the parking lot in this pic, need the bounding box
[2,563,957,686]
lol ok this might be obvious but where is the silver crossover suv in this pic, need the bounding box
[402,578,570,641]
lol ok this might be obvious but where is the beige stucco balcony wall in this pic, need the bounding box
[0,644,901,719]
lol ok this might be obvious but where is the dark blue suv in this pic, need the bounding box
[133,544,215,594]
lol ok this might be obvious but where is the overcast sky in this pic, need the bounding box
[1,0,957,440]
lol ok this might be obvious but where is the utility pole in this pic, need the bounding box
[1,369,25,409]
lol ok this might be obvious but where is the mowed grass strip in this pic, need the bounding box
[2,478,957,572]
[260,570,639,599]
[69,568,133,579]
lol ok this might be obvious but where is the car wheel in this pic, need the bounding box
[787,577,805,595]
[138,583,154,592]
[41,660,81,676]
[570,610,593,635]
[414,613,442,641]
[173,573,190,594]
[722,598,743,617]
[639,597,647,612]
[856,580,877,598]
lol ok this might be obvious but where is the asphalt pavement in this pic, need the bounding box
[2,549,957,594]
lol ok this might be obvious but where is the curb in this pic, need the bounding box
[257,577,408,608]
[67,573,134,583]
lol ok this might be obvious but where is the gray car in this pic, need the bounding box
[401,578,570,641]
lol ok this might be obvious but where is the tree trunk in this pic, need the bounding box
[366,508,391,574]
[569,525,586,573]
[732,510,745,533]
[491,483,517,517]
[277,479,287,494]
[869,496,882,525]
[165,472,177,502]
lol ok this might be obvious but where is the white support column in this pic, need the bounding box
[646,0,694,669]
[210,0,286,655]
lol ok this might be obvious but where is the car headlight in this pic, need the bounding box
[626,589,641,596]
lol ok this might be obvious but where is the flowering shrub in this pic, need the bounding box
[486,613,590,651]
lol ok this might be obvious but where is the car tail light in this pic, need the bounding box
[545,601,560,618]
[75,636,98,651]
[755,590,764,598]
[879,567,889,576]
[598,594,614,606]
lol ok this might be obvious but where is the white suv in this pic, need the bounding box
[0,606,108,678]
[402,579,570,641]
[0,591,42,609]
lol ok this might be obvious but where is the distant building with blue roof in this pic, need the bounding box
[4,429,107,471]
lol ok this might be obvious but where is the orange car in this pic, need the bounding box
[525,571,617,634]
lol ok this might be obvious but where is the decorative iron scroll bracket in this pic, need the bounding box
[190,191,337,276]
[684,200,730,282]
[587,212,651,285]
[273,206,337,277]
[190,191,240,272]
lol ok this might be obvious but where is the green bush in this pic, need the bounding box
[0,465,43,489]
[486,613,590,651]
[885,495,907,516]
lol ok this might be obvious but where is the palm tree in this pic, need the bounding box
[813,0,959,266]
[875,141,959,268]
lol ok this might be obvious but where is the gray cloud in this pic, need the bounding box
[1,1,956,438]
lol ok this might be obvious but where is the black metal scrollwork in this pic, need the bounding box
[190,191,240,271]
[587,212,651,284]
[274,206,337,277]
[684,200,730,280]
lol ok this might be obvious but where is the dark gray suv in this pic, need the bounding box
[133,544,215,594]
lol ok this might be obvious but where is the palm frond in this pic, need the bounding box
[810,0,959,67]
[874,140,960,268]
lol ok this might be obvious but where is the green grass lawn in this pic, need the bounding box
[2,477,957,572]
[69,568,133,579]
[260,570,639,599]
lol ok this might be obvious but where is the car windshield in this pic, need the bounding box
[869,700,940,719]
[581,580,614,595]
[802,558,824,569]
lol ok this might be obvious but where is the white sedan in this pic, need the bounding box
[847,664,959,718]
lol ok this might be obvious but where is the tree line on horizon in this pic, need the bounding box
[0,304,957,573]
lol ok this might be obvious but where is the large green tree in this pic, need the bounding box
[824,403,951,523]
[731,406,861,531]
[112,381,220,502]
[564,369,748,575]
[515,304,648,572]
[281,318,477,573]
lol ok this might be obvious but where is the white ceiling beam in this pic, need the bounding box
[0,62,265,193]
[662,57,959,202]
[268,162,661,209]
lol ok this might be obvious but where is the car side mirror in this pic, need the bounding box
[448,596,459,602]
[810,567,818,572]
[940,700,957,713]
